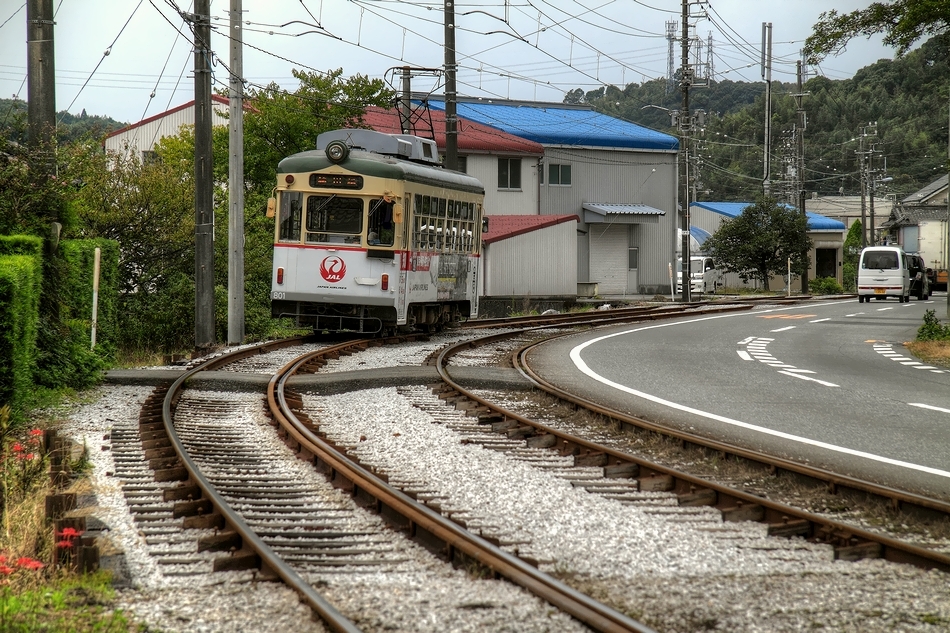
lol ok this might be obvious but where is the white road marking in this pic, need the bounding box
[737,350,753,361]
[569,315,950,480]
[770,326,796,332]
[910,403,950,413]
[737,337,755,345]
[778,371,839,387]
[809,318,831,323]
[878,307,894,311]
[845,313,864,317]
[780,368,816,374]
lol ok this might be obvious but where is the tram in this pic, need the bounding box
[269,129,486,334]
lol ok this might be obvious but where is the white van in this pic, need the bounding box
[676,256,722,294]
[857,246,910,303]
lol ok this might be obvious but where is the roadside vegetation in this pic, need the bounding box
[907,309,950,367]
[0,405,140,631]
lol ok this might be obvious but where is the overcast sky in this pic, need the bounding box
[0,0,899,125]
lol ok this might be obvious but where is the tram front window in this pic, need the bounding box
[305,195,363,244]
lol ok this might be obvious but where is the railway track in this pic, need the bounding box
[430,326,950,573]
[109,299,947,631]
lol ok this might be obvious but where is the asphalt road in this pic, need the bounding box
[528,294,950,501]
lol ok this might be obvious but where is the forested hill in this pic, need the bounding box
[567,33,950,202]
[0,98,127,144]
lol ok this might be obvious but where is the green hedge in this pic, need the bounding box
[61,239,119,362]
[0,255,41,417]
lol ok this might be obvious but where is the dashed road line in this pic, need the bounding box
[872,342,946,374]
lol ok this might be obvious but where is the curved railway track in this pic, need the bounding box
[431,326,950,574]
[118,297,946,631]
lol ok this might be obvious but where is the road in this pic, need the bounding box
[529,295,950,500]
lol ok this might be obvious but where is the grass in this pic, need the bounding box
[906,339,950,367]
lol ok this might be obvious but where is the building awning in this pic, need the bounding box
[583,203,666,224]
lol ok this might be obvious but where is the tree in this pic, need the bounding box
[804,0,950,62]
[842,219,864,292]
[703,198,812,291]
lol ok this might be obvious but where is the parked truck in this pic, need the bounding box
[913,220,947,290]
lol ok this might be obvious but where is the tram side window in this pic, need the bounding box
[278,192,303,242]
[305,195,363,244]
[367,195,395,246]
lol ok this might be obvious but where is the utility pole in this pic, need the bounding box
[856,122,877,249]
[191,0,215,350]
[795,60,809,293]
[400,66,412,134]
[26,0,55,165]
[227,0,245,345]
[761,22,772,196]
[443,1,458,170]
[680,0,691,302]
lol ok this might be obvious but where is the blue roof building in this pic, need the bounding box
[425,99,679,151]
[689,201,847,289]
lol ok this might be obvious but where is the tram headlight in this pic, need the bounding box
[325,140,349,163]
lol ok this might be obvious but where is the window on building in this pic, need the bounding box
[498,157,522,190]
[548,163,571,186]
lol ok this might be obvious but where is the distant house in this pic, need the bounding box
[882,175,949,282]
[802,192,893,243]
[690,201,846,289]
[104,95,231,161]
[424,97,680,297]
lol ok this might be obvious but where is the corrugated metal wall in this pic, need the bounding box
[589,224,629,295]
[538,147,678,292]
[104,105,229,156]
[483,220,577,296]
[466,154,539,216]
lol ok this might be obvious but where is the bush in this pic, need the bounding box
[0,255,41,419]
[917,309,950,341]
[808,277,844,295]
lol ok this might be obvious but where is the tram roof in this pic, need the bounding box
[422,99,679,151]
[277,149,485,195]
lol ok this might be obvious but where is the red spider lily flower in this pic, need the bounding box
[24,453,34,460]
[0,555,7,564]
[11,442,23,453]
[56,539,76,549]
[57,527,82,539]
[16,557,44,570]
[29,429,42,436]
[0,565,14,575]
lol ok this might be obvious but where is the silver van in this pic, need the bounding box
[857,246,910,303]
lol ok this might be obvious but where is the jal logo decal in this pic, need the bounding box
[320,256,346,283]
